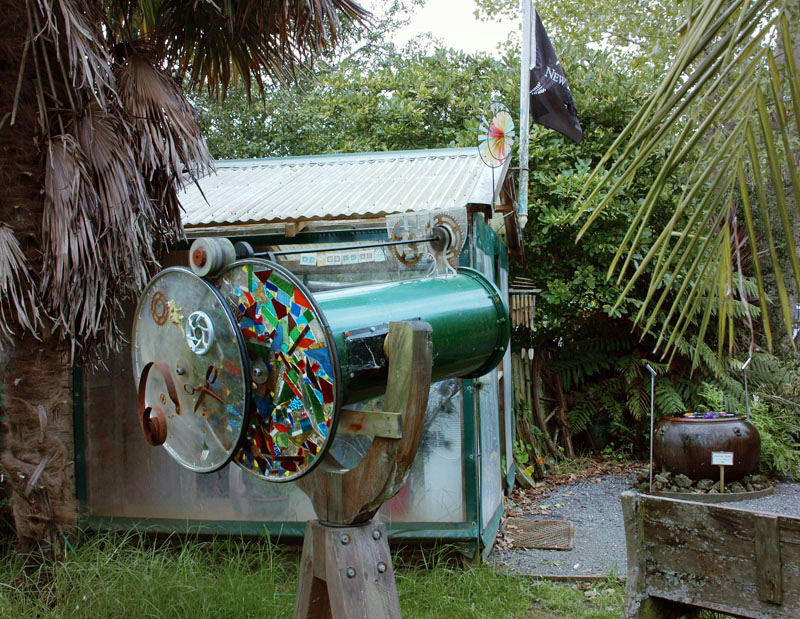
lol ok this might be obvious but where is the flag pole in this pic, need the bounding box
[517,0,533,230]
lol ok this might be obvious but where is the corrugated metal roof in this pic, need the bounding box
[180,147,510,228]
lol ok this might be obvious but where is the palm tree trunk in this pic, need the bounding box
[0,3,76,553]
[0,335,76,554]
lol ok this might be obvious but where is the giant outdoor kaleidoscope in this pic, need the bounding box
[133,225,510,483]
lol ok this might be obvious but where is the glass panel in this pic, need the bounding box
[83,343,463,524]
[478,367,502,527]
[473,238,503,529]
[378,379,464,523]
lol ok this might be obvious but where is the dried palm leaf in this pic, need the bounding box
[0,225,44,345]
[28,0,115,115]
[6,0,368,362]
[117,56,213,228]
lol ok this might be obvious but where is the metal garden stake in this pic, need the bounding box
[742,356,752,419]
[646,363,657,494]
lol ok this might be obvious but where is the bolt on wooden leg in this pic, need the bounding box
[294,521,400,619]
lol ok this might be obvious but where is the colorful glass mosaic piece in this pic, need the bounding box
[216,260,339,481]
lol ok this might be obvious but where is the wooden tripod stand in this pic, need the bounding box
[294,321,433,619]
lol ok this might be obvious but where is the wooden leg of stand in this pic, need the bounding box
[295,522,332,619]
[294,521,400,619]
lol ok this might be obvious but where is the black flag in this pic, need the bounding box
[529,11,582,143]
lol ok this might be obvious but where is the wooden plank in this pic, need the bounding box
[325,522,399,619]
[621,491,649,618]
[284,221,309,238]
[755,515,783,604]
[294,522,333,619]
[645,567,796,618]
[641,498,758,561]
[625,492,800,618]
[337,409,402,439]
[294,521,400,619]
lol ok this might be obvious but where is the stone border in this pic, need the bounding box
[650,486,775,503]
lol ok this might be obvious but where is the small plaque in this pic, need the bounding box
[712,451,734,466]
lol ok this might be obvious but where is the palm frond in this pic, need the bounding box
[575,0,800,361]
[119,0,371,97]
[0,225,44,345]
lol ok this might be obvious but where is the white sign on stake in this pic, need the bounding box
[712,451,734,466]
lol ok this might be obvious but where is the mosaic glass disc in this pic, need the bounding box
[214,259,341,482]
[132,267,250,472]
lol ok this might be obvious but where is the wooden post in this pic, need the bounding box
[293,321,433,619]
[621,492,700,619]
[754,515,782,604]
[294,521,400,619]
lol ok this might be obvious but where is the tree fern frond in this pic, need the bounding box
[655,379,686,415]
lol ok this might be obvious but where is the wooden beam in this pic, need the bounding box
[338,409,402,439]
[285,221,309,238]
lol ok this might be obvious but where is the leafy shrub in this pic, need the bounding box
[749,399,800,478]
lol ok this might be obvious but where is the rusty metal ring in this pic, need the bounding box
[151,291,170,326]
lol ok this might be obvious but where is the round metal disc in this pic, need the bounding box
[213,259,342,482]
[132,267,250,472]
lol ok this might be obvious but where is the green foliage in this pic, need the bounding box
[573,1,800,361]
[192,43,516,159]
[521,46,674,345]
[475,0,687,74]
[512,439,530,465]
[698,382,727,411]
[548,334,689,456]
[749,399,800,478]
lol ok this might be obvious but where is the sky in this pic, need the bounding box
[380,0,519,59]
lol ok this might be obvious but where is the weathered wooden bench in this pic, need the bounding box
[621,490,800,618]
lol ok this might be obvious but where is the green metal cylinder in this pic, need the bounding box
[315,268,510,403]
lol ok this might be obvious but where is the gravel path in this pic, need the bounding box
[490,472,800,578]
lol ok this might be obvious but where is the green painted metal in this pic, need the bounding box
[505,461,517,494]
[316,268,510,404]
[457,221,482,556]
[72,366,87,505]
[480,501,504,561]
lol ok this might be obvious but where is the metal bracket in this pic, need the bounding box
[344,323,390,371]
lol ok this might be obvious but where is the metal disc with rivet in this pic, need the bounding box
[132,267,250,472]
[212,259,342,482]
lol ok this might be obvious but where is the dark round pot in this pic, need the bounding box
[653,415,761,481]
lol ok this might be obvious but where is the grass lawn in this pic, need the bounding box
[0,533,625,618]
